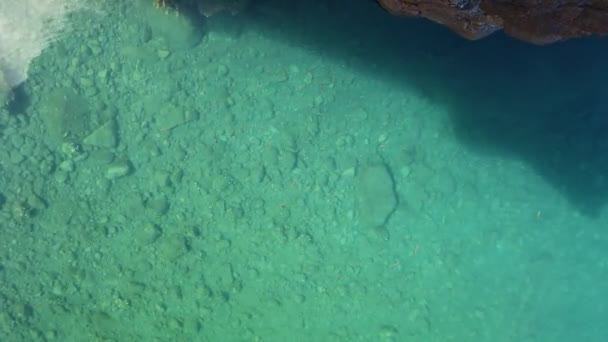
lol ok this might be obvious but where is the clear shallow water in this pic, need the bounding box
[1,0,607,341]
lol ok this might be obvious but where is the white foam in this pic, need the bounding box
[0,0,88,88]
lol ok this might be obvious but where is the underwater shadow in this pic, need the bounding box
[241,0,608,216]
[437,36,608,216]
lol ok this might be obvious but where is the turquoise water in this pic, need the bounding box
[1,0,608,341]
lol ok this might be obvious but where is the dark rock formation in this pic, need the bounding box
[377,0,608,44]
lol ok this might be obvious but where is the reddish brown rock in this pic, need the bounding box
[377,0,608,44]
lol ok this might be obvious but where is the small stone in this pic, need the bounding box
[379,325,399,339]
[313,95,324,106]
[97,69,108,79]
[89,44,102,56]
[171,169,184,185]
[342,167,355,177]
[217,64,229,76]
[26,193,47,211]
[138,222,162,244]
[105,161,131,180]
[58,160,75,173]
[39,159,54,175]
[153,170,171,188]
[157,48,171,60]
[146,197,170,215]
[288,65,300,74]
[378,133,388,144]
[294,294,305,303]
[54,171,68,183]
[400,166,411,178]
[303,72,313,85]
[45,330,58,340]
